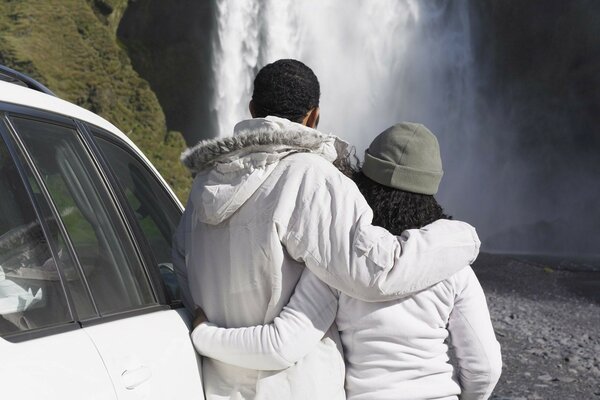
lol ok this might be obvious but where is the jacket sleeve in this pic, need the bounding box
[276,160,481,302]
[447,267,502,400]
[190,269,338,370]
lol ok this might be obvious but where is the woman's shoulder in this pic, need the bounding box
[452,265,477,281]
[427,265,477,299]
[445,265,482,297]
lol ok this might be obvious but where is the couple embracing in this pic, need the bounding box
[173,59,501,400]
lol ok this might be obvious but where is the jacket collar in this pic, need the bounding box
[181,116,345,174]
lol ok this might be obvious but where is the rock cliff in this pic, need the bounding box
[0,0,191,200]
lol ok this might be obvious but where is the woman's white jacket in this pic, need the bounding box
[192,267,502,400]
[173,116,481,399]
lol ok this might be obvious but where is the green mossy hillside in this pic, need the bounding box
[0,0,191,201]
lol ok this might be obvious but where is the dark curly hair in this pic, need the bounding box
[251,59,320,123]
[351,171,451,235]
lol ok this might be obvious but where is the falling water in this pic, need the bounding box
[209,1,600,258]
[211,0,300,137]
[211,1,474,150]
[211,0,479,222]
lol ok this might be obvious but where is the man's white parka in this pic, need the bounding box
[173,117,481,399]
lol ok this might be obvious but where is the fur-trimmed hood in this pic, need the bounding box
[181,116,343,173]
[183,116,348,225]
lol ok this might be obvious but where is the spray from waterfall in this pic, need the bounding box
[208,1,599,257]
[211,0,300,137]
[210,0,479,226]
[210,1,475,143]
[211,2,477,204]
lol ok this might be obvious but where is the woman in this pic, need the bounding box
[191,122,502,400]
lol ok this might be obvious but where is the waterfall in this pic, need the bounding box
[211,1,476,208]
[210,0,488,244]
[211,0,300,137]
[210,0,474,145]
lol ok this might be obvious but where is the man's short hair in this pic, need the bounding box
[251,59,320,123]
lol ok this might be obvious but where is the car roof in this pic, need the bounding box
[0,80,183,209]
[0,80,133,143]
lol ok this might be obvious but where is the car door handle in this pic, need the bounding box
[121,366,152,390]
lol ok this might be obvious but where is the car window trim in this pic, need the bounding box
[1,112,97,321]
[89,127,185,307]
[77,122,168,306]
[89,130,187,309]
[1,322,81,343]
[3,112,102,318]
[58,119,160,307]
[90,128,184,213]
[92,131,183,245]
[79,304,170,328]
[0,103,176,328]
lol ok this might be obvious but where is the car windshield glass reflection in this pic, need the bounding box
[11,117,156,315]
[0,133,72,336]
[95,135,182,303]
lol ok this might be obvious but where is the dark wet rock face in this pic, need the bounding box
[117,1,217,146]
[0,0,192,201]
[474,253,600,399]
[468,0,600,255]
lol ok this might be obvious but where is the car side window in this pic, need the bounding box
[10,117,156,315]
[93,134,183,304]
[0,133,72,336]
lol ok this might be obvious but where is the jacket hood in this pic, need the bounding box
[182,116,348,225]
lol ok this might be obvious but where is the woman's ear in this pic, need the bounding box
[249,100,256,118]
[305,107,320,128]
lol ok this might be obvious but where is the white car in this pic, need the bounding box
[0,66,204,399]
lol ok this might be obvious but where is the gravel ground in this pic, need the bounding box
[472,253,600,399]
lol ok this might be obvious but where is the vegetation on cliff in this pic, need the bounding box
[0,0,191,201]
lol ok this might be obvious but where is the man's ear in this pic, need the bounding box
[249,100,256,118]
[305,107,320,128]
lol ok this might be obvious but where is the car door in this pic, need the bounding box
[6,111,203,399]
[85,125,206,399]
[0,114,117,400]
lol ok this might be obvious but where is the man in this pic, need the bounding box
[173,59,480,399]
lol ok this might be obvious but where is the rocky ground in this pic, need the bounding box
[472,253,600,399]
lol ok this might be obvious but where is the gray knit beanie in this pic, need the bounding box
[362,122,443,195]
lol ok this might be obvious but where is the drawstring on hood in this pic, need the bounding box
[181,116,348,225]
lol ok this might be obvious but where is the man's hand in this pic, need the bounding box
[192,307,208,329]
